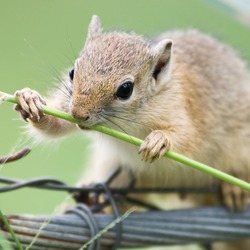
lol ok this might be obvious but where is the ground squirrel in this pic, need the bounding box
[14,15,250,248]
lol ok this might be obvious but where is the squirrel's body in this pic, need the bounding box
[86,29,250,191]
[15,15,250,249]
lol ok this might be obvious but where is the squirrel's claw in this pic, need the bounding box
[220,172,250,211]
[14,88,46,123]
[14,104,30,122]
[139,130,172,162]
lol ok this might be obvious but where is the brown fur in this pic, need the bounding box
[15,16,250,249]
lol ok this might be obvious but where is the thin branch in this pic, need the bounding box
[0,147,31,164]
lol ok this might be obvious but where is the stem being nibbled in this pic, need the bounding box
[1,90,250,192]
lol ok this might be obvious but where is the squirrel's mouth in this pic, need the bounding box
[77,124,90,130]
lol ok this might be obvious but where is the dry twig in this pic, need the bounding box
[0,147,31,164]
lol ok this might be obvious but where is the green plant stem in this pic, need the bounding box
[0,209,23,250]
[1,91,250,192]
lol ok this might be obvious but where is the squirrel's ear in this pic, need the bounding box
[87,15,102,41]
[152,39,173,82]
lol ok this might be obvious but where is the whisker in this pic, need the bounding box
[110,107,168,117]
[45,64,72,101]
[61,80,72,98]
[99,115,140,149]
[52,75,72,101]
[105,113,152,130]
[65,28,77,61]
[49,64,65,82]
[62,53,75,67]
[100,115,129,135]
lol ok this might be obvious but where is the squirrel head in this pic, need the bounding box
[70,15,173,128]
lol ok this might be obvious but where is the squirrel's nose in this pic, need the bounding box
[81,114,90,121]
[71,108,90,121]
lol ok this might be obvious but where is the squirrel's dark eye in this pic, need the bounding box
[69,67,74,81]
[115,81,134,100]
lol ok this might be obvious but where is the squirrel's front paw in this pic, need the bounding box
[14,88,46,123]
[139,130,172,162]
[220,172,250,211]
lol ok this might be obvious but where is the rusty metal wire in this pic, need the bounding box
[0,174,220,213]
[0,174,218,196]
[0,147,219,210]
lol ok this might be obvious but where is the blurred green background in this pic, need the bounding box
[0,0,250,218]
